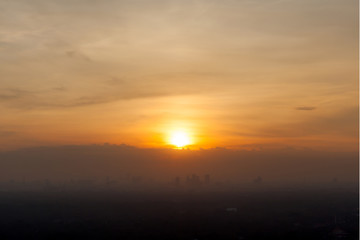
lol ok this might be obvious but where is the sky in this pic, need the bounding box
[0,0,358,151]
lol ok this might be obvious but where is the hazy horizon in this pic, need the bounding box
[0,143,357,187]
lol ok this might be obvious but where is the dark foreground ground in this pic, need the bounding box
[0,189,358,240]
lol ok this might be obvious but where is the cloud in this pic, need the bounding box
[224,106,358,141]
[49,88,197,108]
[0,89,31,101]
[0,130,16,137]
[295,106,317,111]
[0,94,21,101]
[0,85,197,110]
[65,50,92,62]
[52,87,67,92]
[106,77,126,85]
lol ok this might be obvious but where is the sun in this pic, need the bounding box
[169,131,191,148]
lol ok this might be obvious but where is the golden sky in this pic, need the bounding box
[0,0,358,151]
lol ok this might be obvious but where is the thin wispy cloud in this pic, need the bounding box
[295,106,317,111]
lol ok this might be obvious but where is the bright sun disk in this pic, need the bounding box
[170,131,191,148]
